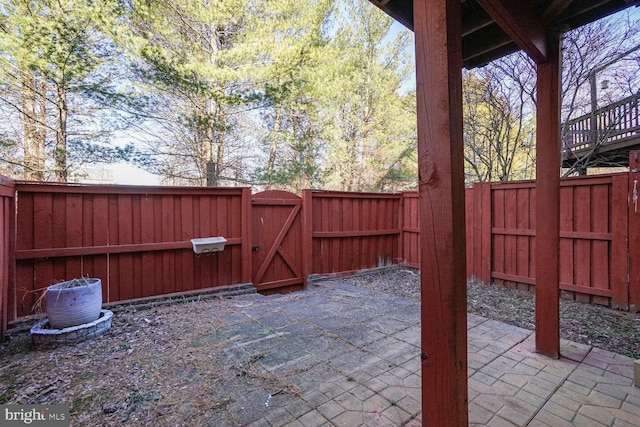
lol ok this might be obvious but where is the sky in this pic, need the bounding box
[105,5,639,186]
[80,161,161,186]
[110,162,161,185]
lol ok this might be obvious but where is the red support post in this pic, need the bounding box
[414,0,468,424]
[535,34,561,358]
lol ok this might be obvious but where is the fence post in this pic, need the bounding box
[611,174,629,310]
[399,193,406,266]
[301,190,313,288]
[0,176,15,343]
[241,188,252,284]
[465,188,474,279]
[472,182,492,284]
[629,152,640,312]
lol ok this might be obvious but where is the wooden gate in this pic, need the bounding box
[252,190,306,294]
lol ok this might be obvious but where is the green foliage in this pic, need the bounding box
[0,0,140,180]
[127,0,336,186]
[0,0,417,189]
[318,0,416,191]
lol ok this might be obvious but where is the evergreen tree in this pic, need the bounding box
[127,0,335,187]
[0,0,137,181]
[255,0,334,192]
[321,0,416,192]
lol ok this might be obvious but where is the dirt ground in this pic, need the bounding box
[0,267,638,426]
[0,296,298,426]
[341,267,640,359]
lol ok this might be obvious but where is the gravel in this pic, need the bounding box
[340,266,640,359]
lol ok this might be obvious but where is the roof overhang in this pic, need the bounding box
[368,0,640,68]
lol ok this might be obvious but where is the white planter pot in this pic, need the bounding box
[45,278,103,329]
[191,237,227,254]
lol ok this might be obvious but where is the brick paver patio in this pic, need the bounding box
[209,278,640,426]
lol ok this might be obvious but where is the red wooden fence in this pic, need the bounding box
[13,183,252,320]
[8,185,406,322]
[0,176,15,342]
[401,188,478,278]
[2,166,640,338]
[466,174,631,309]
[306,190,401,275]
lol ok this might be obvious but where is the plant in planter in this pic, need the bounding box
[45,278,103,329]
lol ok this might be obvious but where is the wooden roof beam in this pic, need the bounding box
[370,0,392,7]
[462,25,514,66]
[461,9,494,37]
[475,0,548,63]
[540,0,573,23]
[463,42,518,69]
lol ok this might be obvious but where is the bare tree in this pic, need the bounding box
[462,61,536,185]
[462,10,640,182]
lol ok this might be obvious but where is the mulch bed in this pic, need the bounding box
[341,267,640,359]
[0,296,295,426]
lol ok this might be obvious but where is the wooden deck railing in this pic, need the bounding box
[563,92,640,156]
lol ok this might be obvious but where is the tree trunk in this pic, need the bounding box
[204,99,224,187]
[203,24,224,188]
[206,160,217,186]
[55,84,68,182]
[21,70,45,180]
[214,130,224,185]
[265,108,282,189]
[36,76,47,168]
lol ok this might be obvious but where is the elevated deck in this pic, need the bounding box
[562,92,640,168]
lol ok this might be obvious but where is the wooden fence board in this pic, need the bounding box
[335,195,345,271]
[179,196,193,294]
[574,184,591,303]
[470,187,480,280]
[492,189,505,286]
[591,184,610,305]
[515,188,531,290]
[559,185,574,291]
[480,183,492,283]
[506,188,518,289]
